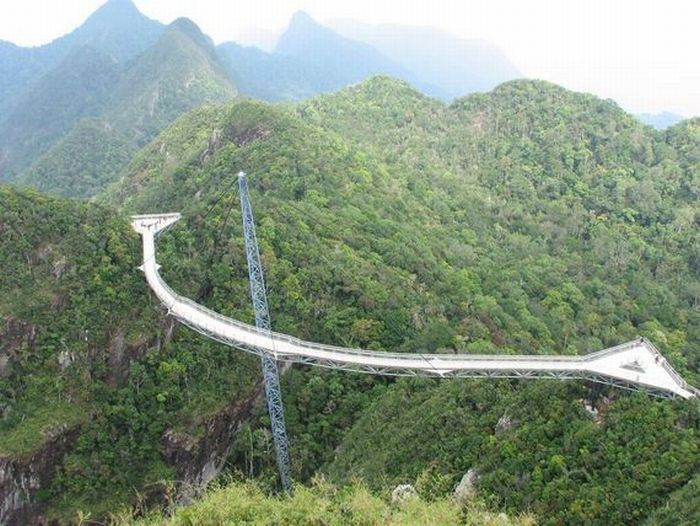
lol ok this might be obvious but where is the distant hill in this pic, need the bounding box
[0,45,121,178]
[216,42,331,102]
[327,19,521,99]
[636,111,685,129]
[217,11,434,102]
[274,11,417,90]
[0,0,163,124]
[0,5,524,196]
[222,12,520,103]
[1,14,235,197]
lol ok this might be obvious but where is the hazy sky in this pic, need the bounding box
[1,0,698,116]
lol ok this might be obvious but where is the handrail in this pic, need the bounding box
[154,269,642,364]
[132,215,698,400]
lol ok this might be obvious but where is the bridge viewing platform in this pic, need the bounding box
[131,213,698,400]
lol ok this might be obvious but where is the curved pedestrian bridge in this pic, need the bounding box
[132,213,698,400]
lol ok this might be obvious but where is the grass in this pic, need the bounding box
[0,401,86,457]
[116,478,536,526]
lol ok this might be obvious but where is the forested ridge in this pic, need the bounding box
[0,0,519,201]
[1,77,698,524]
[0,16,235,198]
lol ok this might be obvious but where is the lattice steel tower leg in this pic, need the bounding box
[238,171,293,494]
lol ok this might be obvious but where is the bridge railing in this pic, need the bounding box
[151,266,641,365]
[144,250,698,397]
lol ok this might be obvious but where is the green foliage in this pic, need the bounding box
[1,19,235,197]
[0,185,258,520]
[327,379,699,525]
[0,46,121,178]
[19,118,135,198]
[0,402,84,457]
[642,472,700,525]
[121,478,533,526]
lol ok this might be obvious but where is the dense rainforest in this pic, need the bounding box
[1,76,698,524]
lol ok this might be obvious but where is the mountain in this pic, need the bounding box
[107,78,698,523]
[218,11,520,104]
[47,0,164,63]
[1,6,523,196]
[4,18,236,197]
[216,42,332,102]
[2,74,698,522]
[294,79,700,523]
[0,45,121,178]
[274,11,414,90]
[0,184,260,523]
[327,19,521,99]
[104,18,235,146]
[636,111,686,129]
[217,11,444,103]
[0,0,163,124]
[117,78,699,523]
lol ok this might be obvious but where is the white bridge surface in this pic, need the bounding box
[132,213,698,400]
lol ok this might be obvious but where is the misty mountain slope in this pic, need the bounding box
[18,118,132,199]
[0,0,163,124]
[0,41,56,125]
[328,19,522,99]
[0,45,121,178]
[217,10,443,102]
[275,11,413,89]
[10,18,236,198]
[48,0,164,63]
[0,4,523,195]
[636,111,686,129]
[216,42,332,102]
[106,18,236,146]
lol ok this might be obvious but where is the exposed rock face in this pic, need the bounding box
[0,425,81,525]
[582,399,599,418]
[162,381,264,504]
[0,317,177,522]
[580,396,612,425]
[199,128,223,163]
[391,484,418,504]
[495,413,516,436]
[453,469,479,504]
[0,316,36,376]
[106,317,177,386]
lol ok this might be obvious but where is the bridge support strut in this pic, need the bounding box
[238,171,293,495]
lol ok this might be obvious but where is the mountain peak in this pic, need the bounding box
[289,10,316,26]
[166,17,214,49]
[51,0,164,63]
[86,0,142,24]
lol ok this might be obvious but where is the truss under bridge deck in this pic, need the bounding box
[131,214,698,400]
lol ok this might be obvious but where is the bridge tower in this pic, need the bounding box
[237,171,293,494]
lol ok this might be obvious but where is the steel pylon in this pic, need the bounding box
[237,171,293,494]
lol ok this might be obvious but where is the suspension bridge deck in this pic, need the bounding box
[132,213,698,400]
